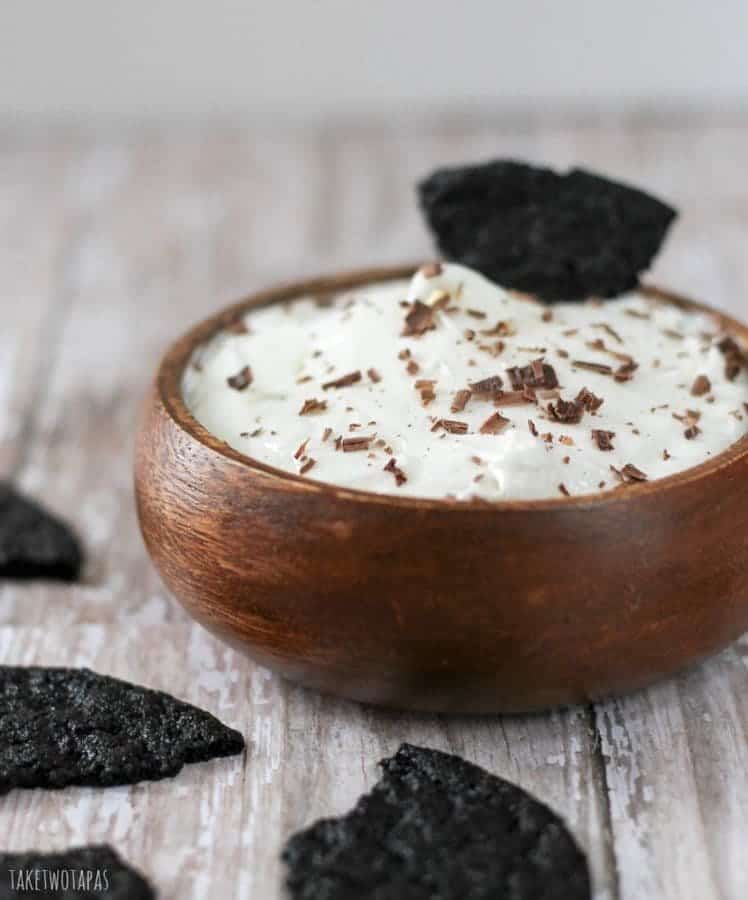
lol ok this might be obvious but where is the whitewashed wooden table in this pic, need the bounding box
[1,118,747,900]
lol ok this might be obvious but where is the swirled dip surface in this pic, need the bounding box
[183,264,748,501]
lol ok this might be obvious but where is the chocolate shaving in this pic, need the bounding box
[480,320,515,337]
[466,308,487,319]
[468,374,504,395]
[506,359,559,390]
[415,379,437,406]
[406,359,420,375]
[612,463,649,484]
[299,458,316,475]
[479,412,510,435]
[594,322,623,344]
[572,360,613,376]
[384,458,407,486]
[558,483,570,497]
[294,439,310,460]
[495,387,537,406]
[690,375,711,397]
[451,389,471,413]
[625,308,651,320]
[547,399,584,424]
[684,425,701,440]
[576,387,604,412]
[717,336,747,381]
[341,436,374,452]
[432,418,469,434]
[323,370,362,390]
[663,329,684,341]
[402,300,436,337]
[673,410,701,425]
[528,419,539,437]
[585,338,634,365]
[367,368,382,383]
[477,340,505,357]
[299,398,327,416]
[614,361,639,383]
[322,427,333,442]
[592,429,615,451]
[541,310,554,322]
[227,365,253,391]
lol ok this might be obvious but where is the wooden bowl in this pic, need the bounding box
[134,265,748,713]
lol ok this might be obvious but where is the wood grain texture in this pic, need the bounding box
[1,117,748,898]
[0,623,614,900]
[0,138,80,476]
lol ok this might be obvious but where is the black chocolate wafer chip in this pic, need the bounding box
[418,159,677,301]
[283,743,591,900]
[0,483,83,581]
[0,845,154,900]
[0,667,245,794]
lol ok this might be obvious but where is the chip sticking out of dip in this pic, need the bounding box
[418,160,677,301]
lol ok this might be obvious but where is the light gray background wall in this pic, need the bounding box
[2,0,747,123]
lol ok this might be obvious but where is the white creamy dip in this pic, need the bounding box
[183,264,748,501]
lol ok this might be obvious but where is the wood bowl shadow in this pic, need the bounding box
[134,264,748,713]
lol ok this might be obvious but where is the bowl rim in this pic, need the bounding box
[154,263,748,513]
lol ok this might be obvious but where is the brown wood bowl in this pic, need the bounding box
[134,265,748,713]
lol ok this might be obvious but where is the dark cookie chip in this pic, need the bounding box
[418,159,677,301]
[0,483,83,582]
[0,667,245,794]
[283,743,591,900]
[0,845,154,900]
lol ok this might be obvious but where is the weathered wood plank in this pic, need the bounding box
[0,138,80,476]
[3,119,748,900]
[1,133,329,625]
[0,623,614,899]
[596,636,748,900]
